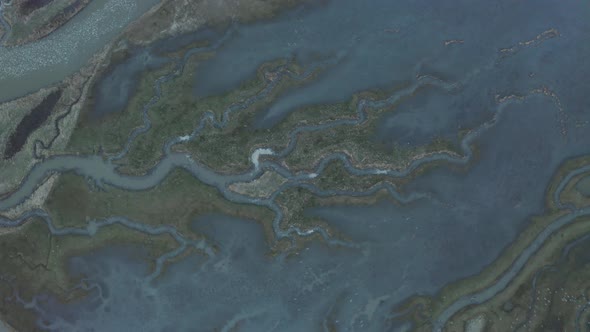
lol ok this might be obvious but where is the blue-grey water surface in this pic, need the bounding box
[6,0,590,331]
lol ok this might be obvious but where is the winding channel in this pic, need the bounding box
[1,24,589,331]
[432,165,590,331]
[1,63,585,287]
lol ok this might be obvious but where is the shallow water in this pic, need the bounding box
[90,27,228,118]
[3,0,590,331]
[192,0,588,128]
[29,215,414,331]
[91,50,169,118]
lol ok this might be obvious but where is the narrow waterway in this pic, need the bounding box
[432,207,590,331]
[2,0,590,330]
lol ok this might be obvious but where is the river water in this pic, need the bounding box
[0,0,161,102]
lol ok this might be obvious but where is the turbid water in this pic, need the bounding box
[0,0,161,102]
[2,0,590,330]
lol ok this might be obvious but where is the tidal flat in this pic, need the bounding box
[1,0,590,331]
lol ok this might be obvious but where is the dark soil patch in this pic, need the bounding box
[18,0,55,16]
[3,89,62,159]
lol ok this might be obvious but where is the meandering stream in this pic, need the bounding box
[2,0,590,330]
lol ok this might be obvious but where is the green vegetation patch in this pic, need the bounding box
[0,217,176,332]
[312,159,394,192]
[178,90,359,174]
[66,62,177,155]
[284,110,458,173]
[44,169,275,234]
[119,54,280,174]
